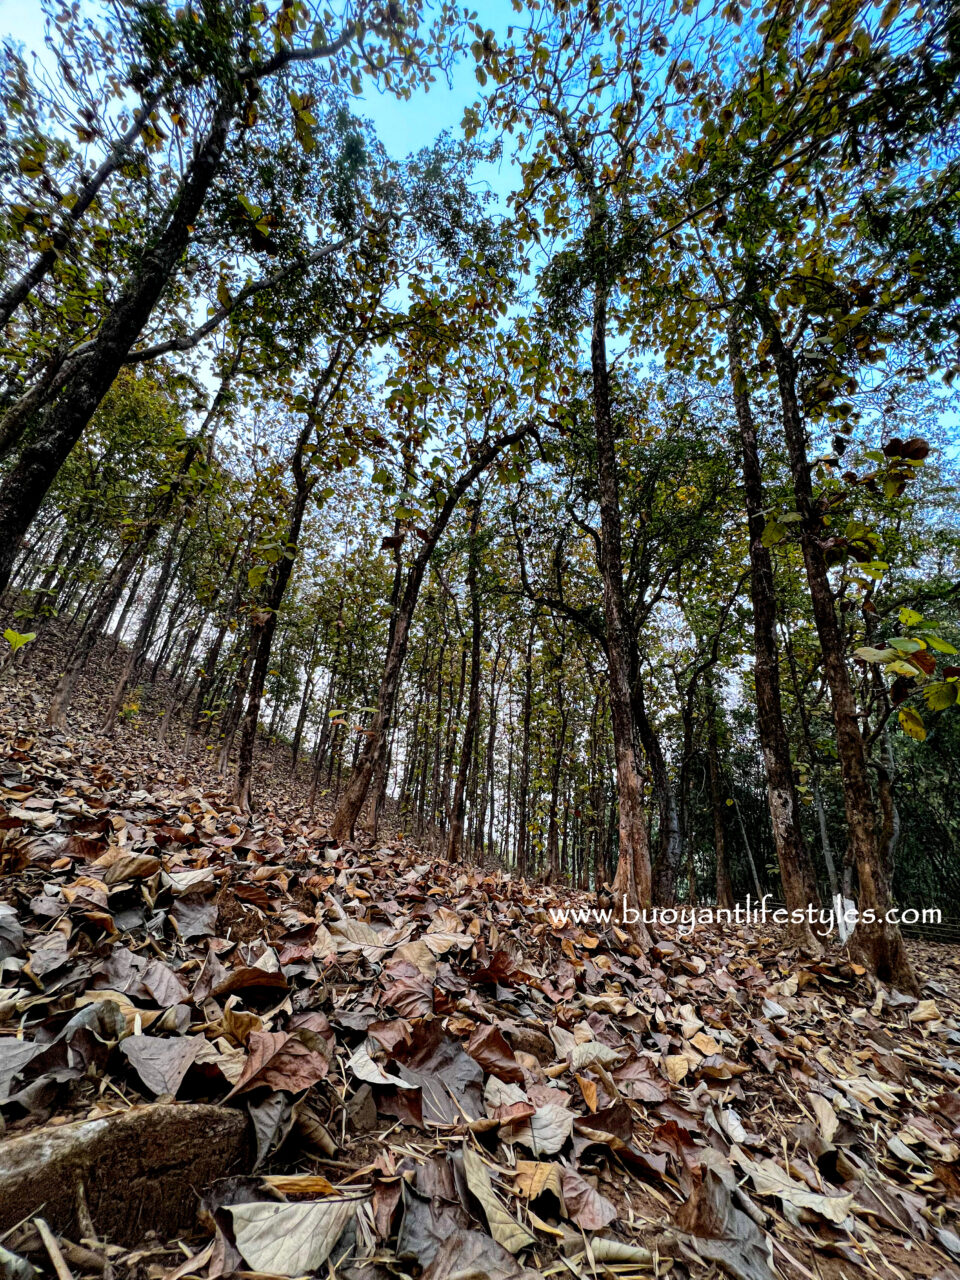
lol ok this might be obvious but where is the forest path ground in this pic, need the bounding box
[0,632,959,1280]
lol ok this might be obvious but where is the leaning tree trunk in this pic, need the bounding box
[234,480,310,812]
[727,316,822,953]
[328,425,533,843]
[763,323,917,992]
[46,536,146,728]
[0,100,234,598]
[101,523,185,732]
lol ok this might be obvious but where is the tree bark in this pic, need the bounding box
[636,678,682,905]
[47,537,144,727]
[763,322,916,991]
[101,523,185,731]
[707,681,735,909]
[727,316,822,951]
[590,268,652,941]
[446,498,483,863]
[516,620,534,878]
[234,470,311,810]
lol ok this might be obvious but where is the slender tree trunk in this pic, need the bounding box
[101,523,185,731]
[47,537,144,727]
[516,620,534,878]
[504,682,514,869]
[545,704,566,884]
[149,582,190,683]
[111,563,146,650]
[636,678,682,905]
[428,642,446,835]
[484,653,499,862]
[590,269,652,940]
[447,499,483,863]
[328,427,531,842]
[308,672,337,813]
[158,612,206,744]
[780,624,840,898]
[441,642,467,829]
[291,673,315,772]
[727,316,821,951]
[217,625,257,774]
[234,474,311,811]
[707,683,735,909]
[763,321,916,991]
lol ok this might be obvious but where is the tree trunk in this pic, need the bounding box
[234,474,311,811]
[47,537,144,727]
[447,498,483,863]
[328,426,532,842]
[590,269,652,941]
[636,678,682,905]
[780,624,841,898]
[707,683,735,909]
[727,316,821,951]
[763,323,916,990]
[110,563,146,650]
[516,620,534,878]
[217,625,257,775]
[101,523,185,731]
[0,100,234,597]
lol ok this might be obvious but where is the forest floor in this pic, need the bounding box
[1,629,959,1280]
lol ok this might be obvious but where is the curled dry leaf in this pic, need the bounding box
[733,1150,855,1226]
[347,1044,417,1090]
[466,1024,525,1084]
[225,1029,330,1098]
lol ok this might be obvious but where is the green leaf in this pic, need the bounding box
[925,635,958,654]
[898,607,923,626]
[238,192,262,220]
[761,518,786,547]
[3,628,36,654]
[888,637,925,653]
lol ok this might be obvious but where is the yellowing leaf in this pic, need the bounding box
[898,706,926,741]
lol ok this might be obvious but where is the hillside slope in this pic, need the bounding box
[1,654,959,1280]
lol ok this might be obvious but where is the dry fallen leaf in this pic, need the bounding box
[462,1142,536,1253]
[226,1196,361,1275]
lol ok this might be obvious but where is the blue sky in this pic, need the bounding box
[0,0,515,167]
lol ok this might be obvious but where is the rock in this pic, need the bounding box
[0,1103,252,1244]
